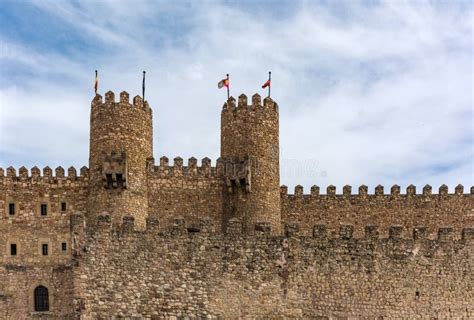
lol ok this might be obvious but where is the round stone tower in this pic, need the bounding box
[88,90,153,229]
[221,93,281,234]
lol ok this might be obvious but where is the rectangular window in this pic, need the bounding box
[40,204,48,216]
[61,242,67,251]
[61,202,67,212]
[8,203,15,216]
[42,244,48,256]
[10,244,17,256]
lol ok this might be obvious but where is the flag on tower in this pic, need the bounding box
[262,71,271,97]
[218,74,230,99]
[94,70,99,94]
[261,79,270,89]
[217,77,229,89]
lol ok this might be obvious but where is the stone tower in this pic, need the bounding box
[88,91,153,229]
[221,93,281,234]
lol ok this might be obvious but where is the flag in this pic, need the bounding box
[262,79,270,89]
[94,70,98,94]
[218,78,229,89]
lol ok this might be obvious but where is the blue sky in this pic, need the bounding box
[0,0,472,193]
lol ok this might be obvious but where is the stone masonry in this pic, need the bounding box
[0,89,472,319]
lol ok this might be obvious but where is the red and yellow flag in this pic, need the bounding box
[218,78,229,89]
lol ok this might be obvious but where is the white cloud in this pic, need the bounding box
[0,1,472,192]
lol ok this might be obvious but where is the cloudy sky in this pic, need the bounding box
[0,0,472,193]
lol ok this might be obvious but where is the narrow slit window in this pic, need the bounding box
[61,202,67,212]
[42,244,49,256]
[8,203,15,215]
[40,204,48,216]
[61,242,67,251]
[10,244,17,256]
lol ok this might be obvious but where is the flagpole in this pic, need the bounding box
[142,71,146,101]
[226,74,229,100]
[268,71,271,98]
[95,70,98,95]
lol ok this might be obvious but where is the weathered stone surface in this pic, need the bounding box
[0,90,472,318]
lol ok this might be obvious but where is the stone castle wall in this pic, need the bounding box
[0,166,472,318]
[0,166,88,318]
[281,184,473,239]
[0,264,74,319]
[221,95,281,234]
[0,89,472,319]
[73,213,473,319]
[147,157,224,231]
[88,91,153,229]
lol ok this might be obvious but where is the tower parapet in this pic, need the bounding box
[88,91,153,229]
[221,94,281,234]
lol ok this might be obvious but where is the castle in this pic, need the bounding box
[0,89,472,319]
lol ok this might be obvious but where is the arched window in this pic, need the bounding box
[34,286,49,312]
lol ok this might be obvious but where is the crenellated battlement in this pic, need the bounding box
[88,213,473,250]
[221,94,278,113]
[0,165,89,184]
[92,91,151,113]
[280,183,471,198]
[306,223,473,242]
[280,183,473,240]
[148,155,257,181]
[147,156,221,178]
